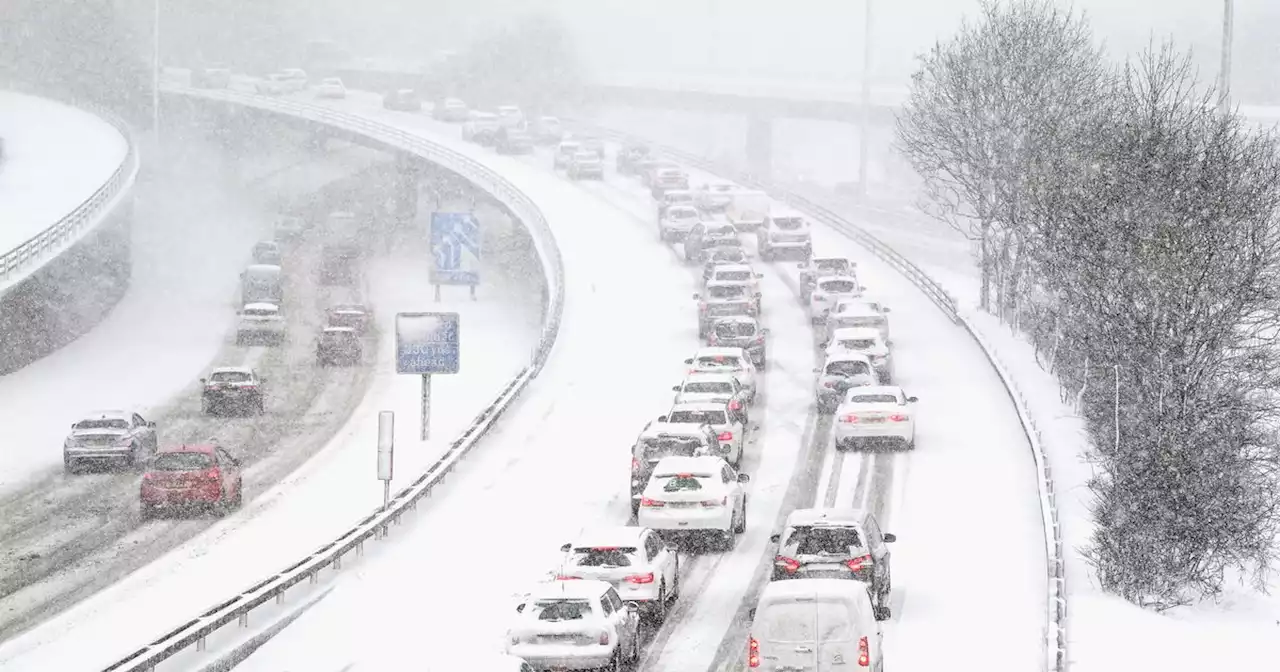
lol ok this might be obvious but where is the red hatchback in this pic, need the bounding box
[140,444,243,519]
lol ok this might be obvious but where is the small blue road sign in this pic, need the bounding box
[395,312,460,374]
[430,211,480,285]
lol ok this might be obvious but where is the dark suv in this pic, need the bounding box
[317,326,362,366]
[629,421,720,518]
[769,507,897,619]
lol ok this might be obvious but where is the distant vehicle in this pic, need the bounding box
[616,143,651,175]
[658,204,700,242]
[660,400,747,468]
[316,326,362,366]
[252,240,282,266]
[273,214,307,243]
[834,386,918,451]
[462,111,501,145]
[683,221,740,264]
[236,302,287,346]
[814,352,877,412]
[701,246,748,276]
[694,282,756,338]
[704,263,763,308]
[579,137,606,159]
[724,190,770,232]
[191,67,231,89]
[824,302,891,344]
[706,316,768,368]
[382,89,422,111]
[315,77,347,99]
[253,75,285,95]
[670,371,751,412]
[757,208,812,261]
[629,420,720,517]
[277,68,308,91]
[695,180,741,213]
[637,455,749,550]
[799,257,857,302]
[506,580,640,671]
[496,104,525,129]
[240,263,283,305]
[63,410,158,473]
[432,97,469,122]
[530,116,564,144]
[642,160,680,188]
[749,578,888,672]
[553,140,582,169]
[319,243,361,287]
[496,126,534,155]
[567,151,604,180]
[683,346,758,400]
[769,508,896,620]
[555,527,681,621]
[650,167,690,199]
[823,326,892,381]
[140,443,244,519]
[200,366,267,415]
[326,303,369,332]
[808,276,864,324]
[656,189,695,220]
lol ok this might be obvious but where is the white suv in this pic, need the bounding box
[757,208,812,261]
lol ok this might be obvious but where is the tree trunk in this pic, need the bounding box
[979,219,992,311]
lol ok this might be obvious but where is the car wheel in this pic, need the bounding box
[734,500,747,534]
[631,500,640,522]
[64,459,78,475]
[651,583,668,623]
[140,505,155,521]
[235,334,245,346]
[721,527,736,552]
[233,482,244,508]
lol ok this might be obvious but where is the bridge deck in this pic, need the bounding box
[0,91,128,260]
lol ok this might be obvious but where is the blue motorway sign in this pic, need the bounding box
[395,312,460,374]
[430,211,481,286]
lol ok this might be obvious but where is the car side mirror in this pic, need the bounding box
[883,533,897,543]
[906,396,918,403]
[199,378,207,384]
[683,358,693,364]
[148,421,156,428]
[70,422,77,429]
[769,533,780,543]
[692,293,700,300]
[883,307,892,313]
[797,262,808,269]
[812,368,821,374]
[515,603,525,613]
[657,415,668,422]
[260,377,268,383]
[625,601,641,613]
[748,607,757,620]
[818,341,829,348]
[560,543,572,552]
[671,385,681,392]
[755,292,762,298]
[737,473,750,483]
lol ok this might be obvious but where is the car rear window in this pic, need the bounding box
[717,271,753,282]
[695,355,743,369]
[816,260,849,272]
[210,371,252,383]
[708,285,747,300]
[825,361,870,377]
[789,525,864,555]
[819,280,857,294]
[711,248,746,262]
[641,437,705,461]
[75,418,128,430]
[152,452,213,471]
[848,394,898,404]
[533,599,593,621]
[773,217,806,230]
[243,308,277,317]
[708,226,736,236]
[837,339,878,350]
[668,409,728,425]
[571,548,636,567]
[759,601,856,643]
[662,475,706,491]
[711,184,735,193]
[682,381,734,395]
[669,208,698,218]
[714,321,756,338]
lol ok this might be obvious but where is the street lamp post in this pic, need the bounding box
[1218,0,1233,113]
[152,0,161,140]
[857,0,873,199]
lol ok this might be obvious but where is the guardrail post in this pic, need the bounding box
[239,612,249,628]
[309,570,319,585]
[357,541,365,557]
[333,552,343,570]
[197,636,207,652]
[277,592,285,605]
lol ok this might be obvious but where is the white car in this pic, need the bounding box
[236,302,286,345]
[757,208,813,261]
[658,204,701,242]
[832,296,890,317]
[555,527,680,621]
[433,97,470,122]
[553,140,583,169]
[824,327,893,382]
[814,352,877,412]
[497,104,524,128]
[660,400,748,467]
[825,302,891,344]
[253,75,285,95]
[808,276,864,324]
[637,455,750,551]
[506,579,640,671]
[315,77,346,98]
[705,263,762,294]
[695,180,741,212]
[462,111,501,143]
[278,68,308,91]
[671,371,750,409]
[834,385,918,450]
[684,346,758,401]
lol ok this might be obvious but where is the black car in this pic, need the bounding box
[200,367,266,415]
[326,303,369,333]
[317,327,362,366]
[769,508,897,619]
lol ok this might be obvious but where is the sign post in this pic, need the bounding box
[376,411,394,512]
[395,312,461,441]
[430,211,481,301]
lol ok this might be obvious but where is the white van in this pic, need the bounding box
[748,579,885,671]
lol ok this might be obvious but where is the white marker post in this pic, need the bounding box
[377,411,394,513]
[420,374,431,440]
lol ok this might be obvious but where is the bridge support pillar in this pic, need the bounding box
[745,115,774,179]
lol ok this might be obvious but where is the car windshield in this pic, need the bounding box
[717,271,753,282]
[714,322,756,338]
[816,260,849,272]
[668,409,728,425]
[761,601,855,643]
[820,280,857,294]
[667,193,693,203]
[695,355,742,369]
[532,599,592,621]
[789,525,864,555]
[641,437,705,461]
[838,316,885,329]
[670,208,697,219]
[849,394,899,404]
[210,371,252,383]
[711,238,743,249]
[75,418,128,430]
[774,217,805,230]
[683,381,734,394]
[711,184,735,193]
[322,331,356,342]
[711,249,746,262]
[559,144,580,153]
[826,360,870,377]
[708,285,747,300]
[151,452,213,471]
[571,548,635,567]
[707,226,736,237]
[837,338,878,350]
[243,308,277,317]
[661,475,707,491]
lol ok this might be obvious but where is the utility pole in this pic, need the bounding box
[152,0,161,142]
[857,0,873,200]
[1217,0,1234,113]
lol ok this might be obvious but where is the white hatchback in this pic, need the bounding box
[809,276,864,323]
[684,347,757,401]
[637,456,750,551]
[824,327,893,382]
[834,385,918,450]
[507,579,640,671]
[555,526,680,621]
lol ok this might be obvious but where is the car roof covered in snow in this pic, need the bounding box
[322,326,357,334]
[80,409,131,421]
[527,578,609,600]
[784,507,867,528]
[669,400,731,413]
[681,371,739,385]
[243,302,279,311]
[844,385,903,399]
[823,351,874,365]
[640,421,713,438]
[210,366,254,375]
[712,264,754,275]
[652,455,728,475]
[569,526,647,550]
[693,346,748,359]
[830,327,882,341]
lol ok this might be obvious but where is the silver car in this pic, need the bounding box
[769,507,897,619]
[63,410,158,473]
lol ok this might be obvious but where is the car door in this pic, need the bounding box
[862,515,891,588]
[721,464,742,515]
[216,448,242,497]
[643,531,676,590]
[132,413,156,452]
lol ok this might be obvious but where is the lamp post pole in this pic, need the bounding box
[1217,0,1234,113]
[857,0,873,199]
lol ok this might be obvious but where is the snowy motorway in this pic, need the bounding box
[173,90,1051,672]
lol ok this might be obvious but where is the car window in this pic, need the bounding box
[152,452,213,471]
[825,360,870,377]
[863,516,885,547]
[606,589,625,613]
[661,474,707,492]
[759,603,816,642]
[789,525,864,555]
[773,217,806,230]
[640,436,706,462]
[815,260,849,272]
[713,321,756,338]
[668,409,728,426]
[722,465,734,483]
[571,548,635,568]
[75,417,129,430]
[243,307,277,317]
[847,394,898,404]
[599,593,614,617]
[838,338,878,350]
[682,381,734,395]
[533,599,593,621]
[695,355,743,369]
[707,285,747,300]
[717,271,753,282]
[819,280,858,294]
[210,371,252,383]
[132,413,146,427]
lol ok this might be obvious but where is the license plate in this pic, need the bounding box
[669,502,696,508]
[862,417,884,423]
[809,563,847,572]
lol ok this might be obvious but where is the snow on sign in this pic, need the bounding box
[395,312,460,374]
[430,211,481,286]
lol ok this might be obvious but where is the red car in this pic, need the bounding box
[140,444,243,519]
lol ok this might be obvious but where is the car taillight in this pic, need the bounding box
[632,457,641,473]
[775,556,800,573]
[728,399,741,411]
[841,414,859,423]
[641,497,665,508]
[858,635,869,666]
[142,472,155,480]
[718,431,733,441]
[625,572,655,584]
[116,437,134,447]
[824,382,837,388]
[598,630,610,645]
[555,575,582,580]
[699,304,707,312]
[888,414,908,422]
[701,497,726,507]
[205,467,221,481]
[748,636,760,668]
[847,554,873,572]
